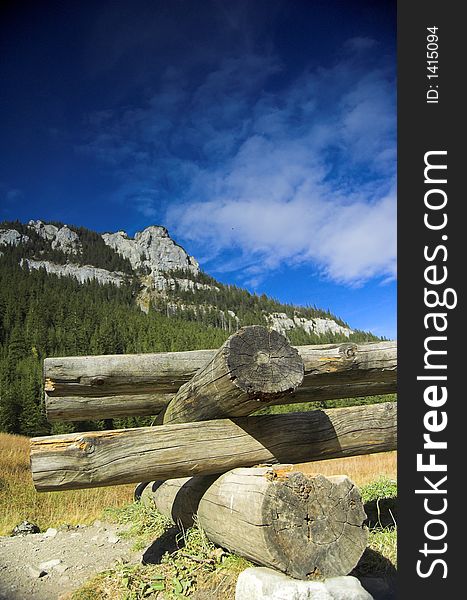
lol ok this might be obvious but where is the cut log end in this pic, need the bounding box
[224,326,304,396]
[261,470,368,579]
[159,326,304,425]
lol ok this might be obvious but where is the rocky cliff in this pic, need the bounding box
[20,259,126,287]
[102,226,199,275]
[28,220,82,254]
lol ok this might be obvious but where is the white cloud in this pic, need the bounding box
[168,186,396,286]
[166,53,396,286]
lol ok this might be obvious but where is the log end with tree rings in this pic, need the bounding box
[160,325,304,424]
[223,325,304,398]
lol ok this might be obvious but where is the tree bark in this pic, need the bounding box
[30,402,396,491]
[141,465,368,579]
[156,326,304,424]
[44,341,396,421]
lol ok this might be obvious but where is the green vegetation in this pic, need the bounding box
[69,477,397,599]
[361,477,397,504]
[356,478,397,576]
[163,268,380,343]
[73,503,251,600]
[255,393,396,416]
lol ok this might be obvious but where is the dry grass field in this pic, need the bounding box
[296,450,396,486]
[0,432,134,536]
[0,432,396,536]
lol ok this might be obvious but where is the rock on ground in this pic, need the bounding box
[0,521,141,600]
[235,567,374,600]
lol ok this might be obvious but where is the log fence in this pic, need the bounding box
[30,325,397,580]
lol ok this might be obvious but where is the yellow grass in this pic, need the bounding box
[0,432,396,536]
[0,433,134,536]
[295,450,397,487]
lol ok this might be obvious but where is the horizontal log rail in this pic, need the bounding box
[44,340,397,421]
[30,401,396,491]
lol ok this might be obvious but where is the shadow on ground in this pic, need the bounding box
[142,526,183,564]
[364,498,397,530]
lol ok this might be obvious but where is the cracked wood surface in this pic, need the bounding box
[156,325,304,425]
[141,465,368,579]
[44,340,397,421]
[30,402,396,492]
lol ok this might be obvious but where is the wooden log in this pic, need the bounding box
[45,393,174,421]
[44,340,397,421]
[30,402,396,491]
[44,383,395,422]
[141,465,368,579]
[156,326,304,424]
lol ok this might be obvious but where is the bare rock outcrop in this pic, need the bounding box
[28,220,82,254]
[102,226,199,276]
[21,259,126,287]
[266,312,353,338]
[0,229,30,247]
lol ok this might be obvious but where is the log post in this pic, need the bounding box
[30,402,396,491]
[141,465,368,579]
[157,325,304,424]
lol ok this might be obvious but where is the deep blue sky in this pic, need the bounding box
[0,0,396,338]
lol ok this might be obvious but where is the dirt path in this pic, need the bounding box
[0,521,142,600]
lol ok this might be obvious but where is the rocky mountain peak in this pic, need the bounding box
[135,225,169,240]
[28,220,82,254]
[102,225,199,275]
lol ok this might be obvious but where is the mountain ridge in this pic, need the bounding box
[0,219,357,339]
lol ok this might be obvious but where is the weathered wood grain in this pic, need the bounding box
[141,466,368,579]
[30,402,396,491]
[44,382,395,422]
[44,341,397,421]
[157,326,304,424]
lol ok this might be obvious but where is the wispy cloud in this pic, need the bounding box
[0,185,23,210]
[79,39,396,286]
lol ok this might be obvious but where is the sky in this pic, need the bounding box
[0,0,396,338]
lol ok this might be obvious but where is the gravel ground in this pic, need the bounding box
[0,521,141,600]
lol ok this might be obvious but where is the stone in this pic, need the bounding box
[107,534,120,544]
[28,566,47,579]
[28,220,82,254]
[266,312,353,338]
[11,521,40,536]
[28,220,58,241]
[43,528,58,538]
[51,225,81,254]
[55,563,70,574]
[93,520,102,528]
[38,559,62,571]
[235,568,373,600]
[324,577,374,599]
